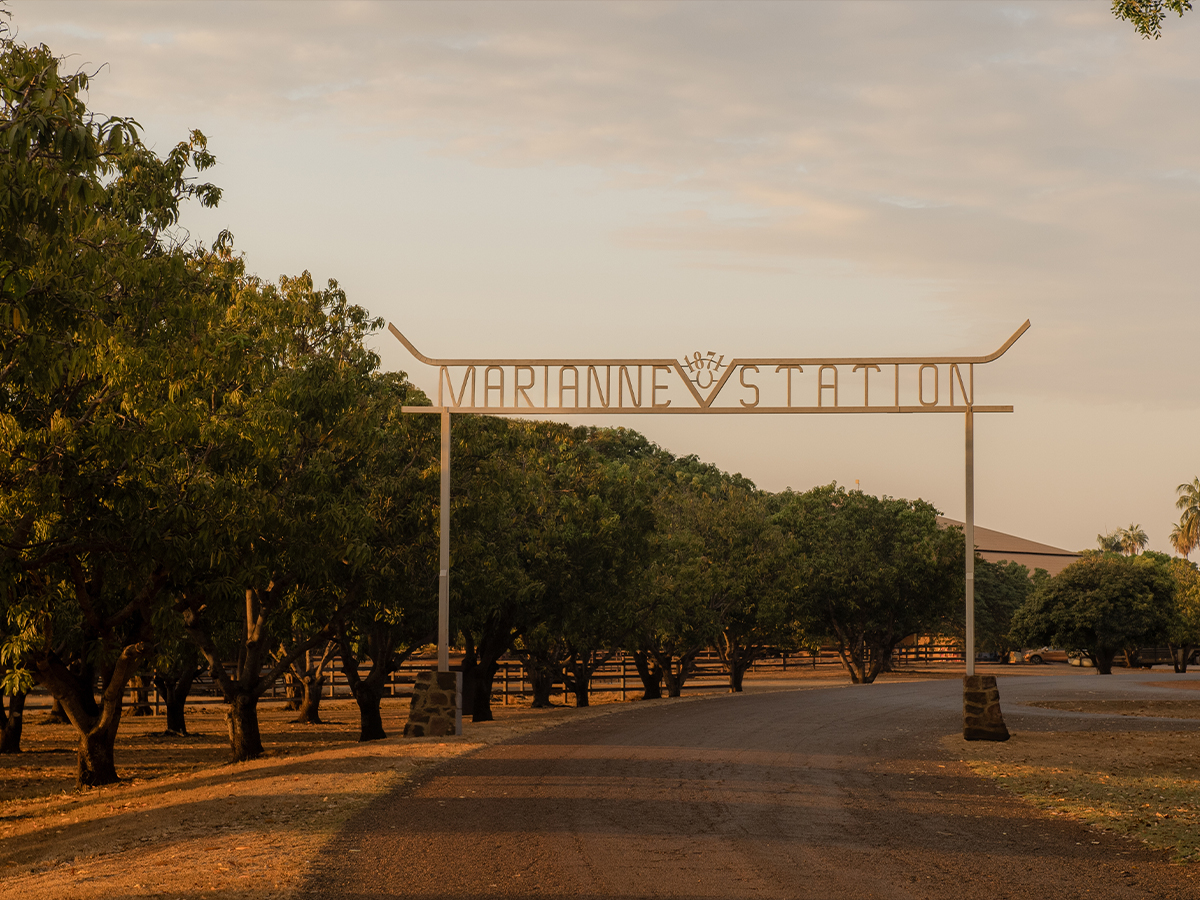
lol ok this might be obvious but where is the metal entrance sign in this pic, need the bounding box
[389,322,1027,416]
[392,320,1030,692]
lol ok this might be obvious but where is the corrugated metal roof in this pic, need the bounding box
[937,517,1080,576]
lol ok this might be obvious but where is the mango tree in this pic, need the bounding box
[0,32,224,785]
[774,484,963,684]
[335,374,440,741]
[1166,557,1200,672]
[1011,552,1175,674]
[546,428,653,707]
[959,557,1041,662]
[632,455,734,697]
[176,272,385,761]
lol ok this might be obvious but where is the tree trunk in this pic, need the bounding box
[461,626,515,722]
[718,634,763,694]
[43,661,98,723]
[461,658,479,719]
[130,674,153,717]
[352,682,387,742]
[153,665,202,736]
[631,651,663,700]
[1169,643,1192,674]
[723,644,766,693]
[528,668,556,707]
[44,696,68,724]
[1093,647,1116,675]
[1122,647,1140,669]
[287,641,338,724]
[336,622,421,743]
[227,692,265,761]
[653,649,701,698]
[565,650,612,709]
[462,656,502,722]
[163,694,188,736]
[0,692,27,754]
[292,675,325,724]
[77,724,121,787]
[729,663,747,693]
[183,584,332,761]
[567,670,590,707]
[860,639,896,684]
[1169,643,1184,674]
[835,643,867,684]
[517,641,564,709]
[36,644,147,788]
[283,671,302,710]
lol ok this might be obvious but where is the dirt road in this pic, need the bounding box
[302,674,1200,899]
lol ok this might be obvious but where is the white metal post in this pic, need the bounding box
[438,407,450,674]
[965,408,975,676]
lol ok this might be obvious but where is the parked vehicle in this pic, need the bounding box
[1022,647,1068,665]
[1112,646,1200,669]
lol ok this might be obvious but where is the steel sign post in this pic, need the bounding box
[965,408,975,677]
[394,320,1028,726]
[438,406,450,674]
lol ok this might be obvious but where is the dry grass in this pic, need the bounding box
[0,697,647,899]
[950,697,1200,863]
[1025,699,1200,720]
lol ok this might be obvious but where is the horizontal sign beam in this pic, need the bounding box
[389,321,1028,416]
[402,404,1013,415]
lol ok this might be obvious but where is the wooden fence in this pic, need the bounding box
[115,641,967,711]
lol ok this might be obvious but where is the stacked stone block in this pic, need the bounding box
[962,674,1010,742]
[404,671,462,737]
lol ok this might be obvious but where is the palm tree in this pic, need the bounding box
[1096,530,1123,553]
[1119,523,1148,556]
[1177,477,1200,547]
[1170,522,1197,559]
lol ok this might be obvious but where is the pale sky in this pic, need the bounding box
[13,1,1200,554]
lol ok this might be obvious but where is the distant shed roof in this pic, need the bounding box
[937,517,1080,576]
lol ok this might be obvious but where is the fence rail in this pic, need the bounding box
[108,641,968,712]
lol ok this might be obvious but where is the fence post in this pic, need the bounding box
[503,664,510,706]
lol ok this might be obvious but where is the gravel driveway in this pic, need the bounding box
[303,671,1200,899]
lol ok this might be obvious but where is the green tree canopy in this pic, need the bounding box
[630,454,764,697]
[1,29,225,785]
[1112,0,1192,39]
[1176,477,1200,553]
[1119,524,1149,556]
[1167,557,1200,671]
[967,557,1042,659]
[774,484,962,684]
[1011,553,1175,674]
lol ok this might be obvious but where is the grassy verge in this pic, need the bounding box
[947,731,1200,862]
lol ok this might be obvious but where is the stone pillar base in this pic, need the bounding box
[404,671,462,737]
[963,674,1010,742]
